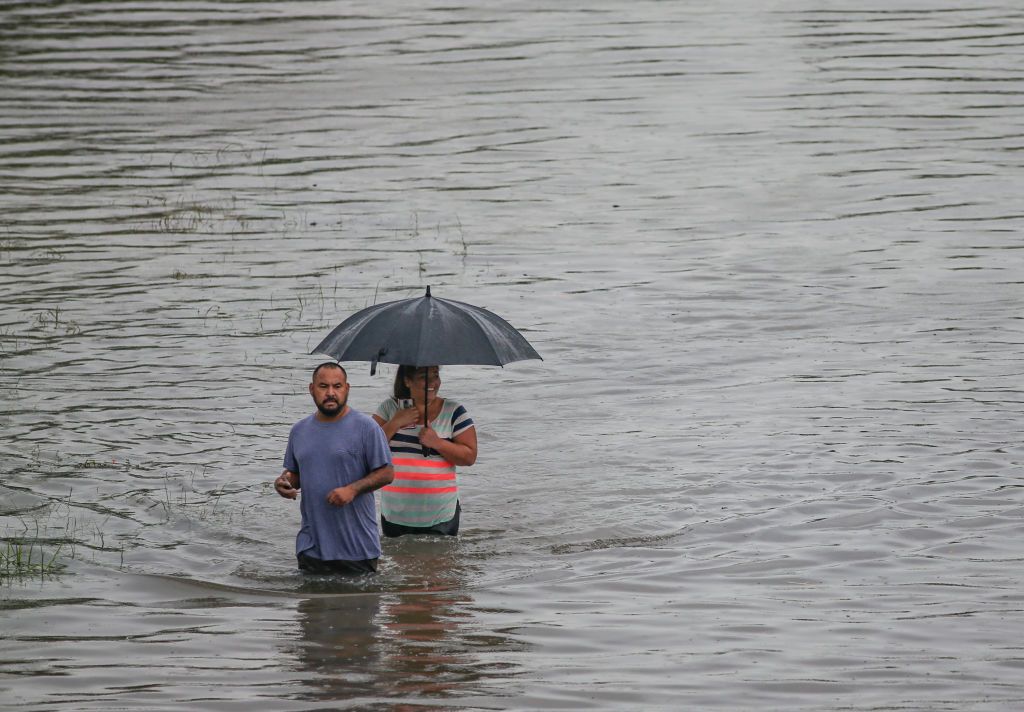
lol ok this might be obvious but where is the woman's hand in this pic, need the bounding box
[418,425,443,449]
[374,405,426,441]
[390,405,423,430]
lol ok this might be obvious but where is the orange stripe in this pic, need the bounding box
[392,457,453,468]
[383,486,458,494]
[394,471,456,481]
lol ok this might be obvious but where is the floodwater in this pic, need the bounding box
[2,1,1023,709]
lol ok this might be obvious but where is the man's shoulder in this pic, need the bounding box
[347,408,377,427]
[289,413,317,432]
[290,410,382,437]
[351,407,390,436]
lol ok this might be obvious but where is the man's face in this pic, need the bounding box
[309,367,349,417]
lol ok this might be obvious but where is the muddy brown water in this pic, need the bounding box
[2,2,1024,710]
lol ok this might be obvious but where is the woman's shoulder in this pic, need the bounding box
[442,398,473,426]
[440,396,466,412]
[374,395,401,413]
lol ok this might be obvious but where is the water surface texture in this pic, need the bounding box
[2,2,1024,710]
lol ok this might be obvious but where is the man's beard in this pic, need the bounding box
[316,396,346,416]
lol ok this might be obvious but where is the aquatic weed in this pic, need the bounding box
[0,540,64,580]
[0,520,67,582]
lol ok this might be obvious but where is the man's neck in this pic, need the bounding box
[315,405,349,422]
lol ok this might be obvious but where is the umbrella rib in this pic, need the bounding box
[410,297,430,366]
[473,311,505,365]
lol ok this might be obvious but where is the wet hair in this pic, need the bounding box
[312,362,347,381]
[392,364,439,400]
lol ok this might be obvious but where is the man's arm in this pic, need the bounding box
[326,464,394,507]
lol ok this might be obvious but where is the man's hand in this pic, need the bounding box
[275,471,299,500]
[326,465,393,507]
[327,485,357,507]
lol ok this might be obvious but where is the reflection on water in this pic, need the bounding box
[288,538,524,709]
[293,595,385,703]
[3,1,1024,710]
[375,541,474,706]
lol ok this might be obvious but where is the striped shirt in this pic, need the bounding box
[374,397,474,528]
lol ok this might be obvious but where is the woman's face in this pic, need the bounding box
[405,366,441,402]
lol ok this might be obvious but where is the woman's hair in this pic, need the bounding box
[392,365,438,399]
[393,364,415,399]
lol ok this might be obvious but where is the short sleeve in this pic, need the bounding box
[364,417,393,471]
[283,425,299,472]
[374,397,398,422]
[450,402,475,437]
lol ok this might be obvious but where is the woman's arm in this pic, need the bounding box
[372,406,420,440]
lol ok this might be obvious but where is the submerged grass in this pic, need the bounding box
[1,496,79,583]
[0,536,65,581]
[0,504,133,583]
[1,459,267,583]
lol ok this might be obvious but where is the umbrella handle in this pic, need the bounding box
[422,376,432,456]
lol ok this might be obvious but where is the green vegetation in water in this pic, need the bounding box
[1,492,134,581]
[0,538,65,581]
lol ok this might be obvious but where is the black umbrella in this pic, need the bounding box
[312,286,541,436]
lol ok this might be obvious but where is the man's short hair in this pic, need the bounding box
[312,361,347,381]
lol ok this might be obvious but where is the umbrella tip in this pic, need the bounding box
[425,285,431,298]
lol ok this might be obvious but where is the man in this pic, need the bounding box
[275,362,394,574]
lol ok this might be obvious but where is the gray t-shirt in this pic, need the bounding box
[283,410,392,561]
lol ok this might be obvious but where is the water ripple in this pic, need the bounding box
[2,2,1024,710]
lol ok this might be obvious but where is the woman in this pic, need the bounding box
[372,365,477,537]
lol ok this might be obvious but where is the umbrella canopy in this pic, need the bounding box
[312,287,541,452]
[312,286,542,372]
